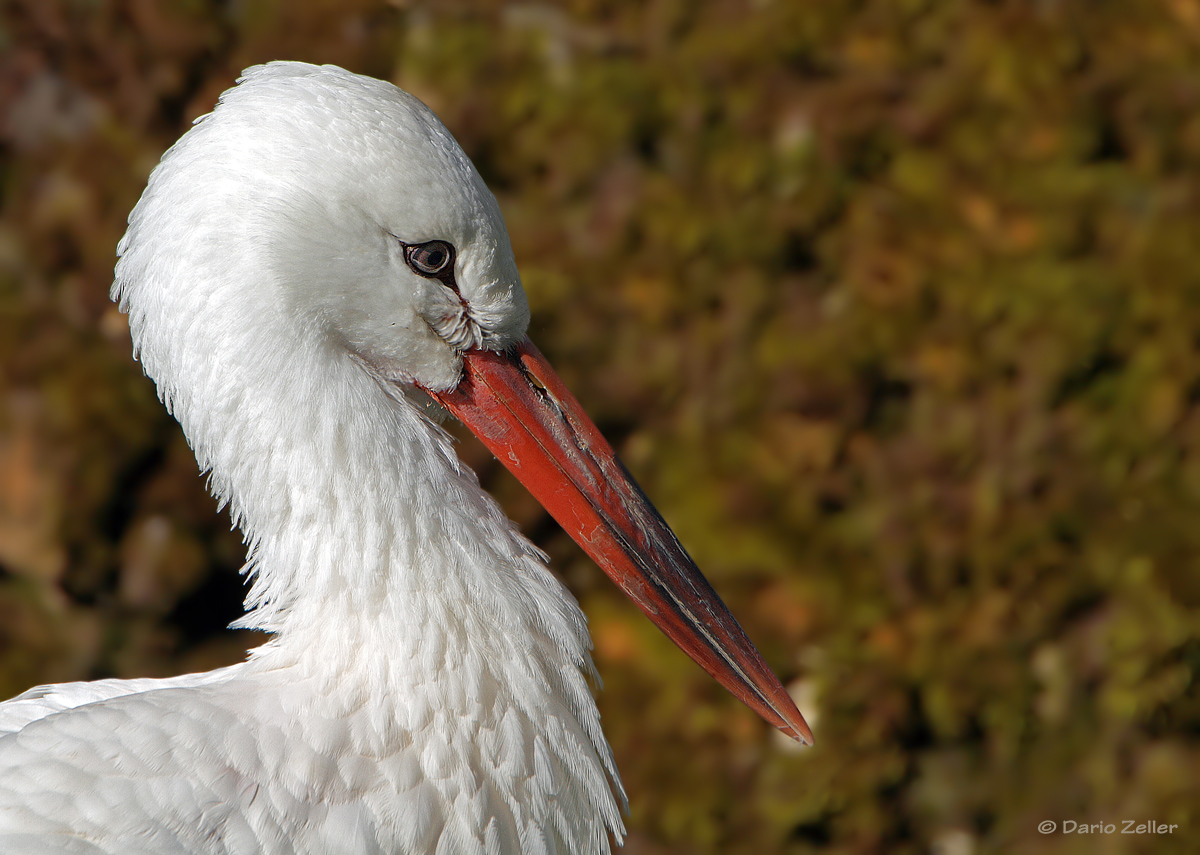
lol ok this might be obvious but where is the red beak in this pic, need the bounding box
[424,337,812,744]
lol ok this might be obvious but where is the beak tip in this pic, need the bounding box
[786,717,815,746]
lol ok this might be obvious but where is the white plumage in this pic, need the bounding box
[0,62,809,854]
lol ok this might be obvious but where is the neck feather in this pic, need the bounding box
[131,302,625,818]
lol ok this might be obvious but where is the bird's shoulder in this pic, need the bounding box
[0,667,270,853]
[0,664,620,854]
[0,667,240,737]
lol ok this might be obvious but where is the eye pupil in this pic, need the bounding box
[406,240,453,276]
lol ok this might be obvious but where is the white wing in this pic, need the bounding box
[0,668,240,737]
[0,663,603,855]
[0,668,275,855]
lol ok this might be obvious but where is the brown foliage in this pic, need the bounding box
[2,1,1199,852]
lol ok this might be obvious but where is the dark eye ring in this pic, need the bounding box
[404,240,454,278]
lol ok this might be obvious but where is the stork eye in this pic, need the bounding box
[404,240,454,278]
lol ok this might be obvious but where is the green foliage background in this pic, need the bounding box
[2,1,1200,852]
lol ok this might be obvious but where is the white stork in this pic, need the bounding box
[0,62,811,855]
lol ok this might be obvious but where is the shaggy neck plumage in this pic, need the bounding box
[118,307,627,843]
[153,303,558,646]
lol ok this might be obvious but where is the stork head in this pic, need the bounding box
[118,62,530,395]
[114,62,812,746]
[245,65,530,393]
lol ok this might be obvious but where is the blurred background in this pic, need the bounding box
[2,1,1200,852]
